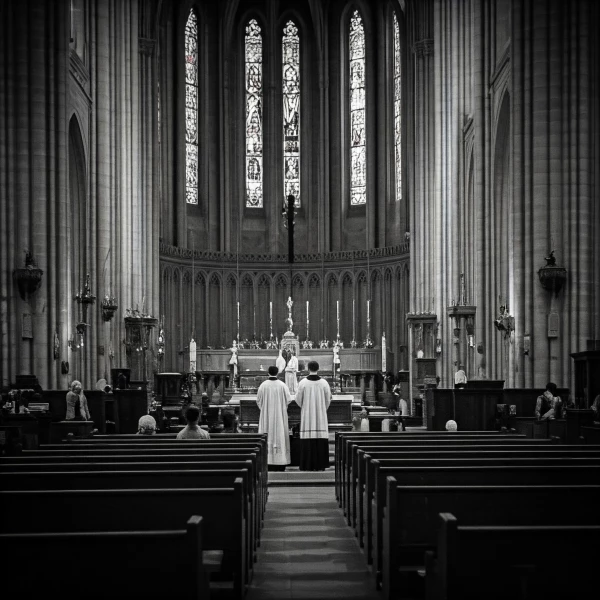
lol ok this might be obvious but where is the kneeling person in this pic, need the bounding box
[256,365,292,471]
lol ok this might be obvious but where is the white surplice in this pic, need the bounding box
[294,376,332,439]
[256,377,292,465]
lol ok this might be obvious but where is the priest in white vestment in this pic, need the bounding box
[257,365,292,471]
[285,350,299,394]
[294,360,332,471]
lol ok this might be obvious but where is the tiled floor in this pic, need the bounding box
[246,486,381,600]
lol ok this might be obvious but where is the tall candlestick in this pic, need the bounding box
[306,300,309,337]
[336,300,340,338]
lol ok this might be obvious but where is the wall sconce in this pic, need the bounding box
[538,251,567,295]
[101,294,118,322]
[13,251,44,300]
[435,338,442,354]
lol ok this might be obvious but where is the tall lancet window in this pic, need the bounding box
[349,10,366,205]
[393,12,402,201]
[282,20,300,206]
[245,19,263,208]
[185,9,199,204]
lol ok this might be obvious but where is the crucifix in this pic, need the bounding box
[282,194,296,263]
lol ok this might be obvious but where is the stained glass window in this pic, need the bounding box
[246,19,263,208]
[349,10,366,205]
[393,13,402,202]
[185,9,198,204]
[283,20,300,207]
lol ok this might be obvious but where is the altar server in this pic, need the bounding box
[295,361,332,471]
[257,365,292,471]
[285,349,299,394]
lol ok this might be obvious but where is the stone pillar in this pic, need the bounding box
[0,0,69,389]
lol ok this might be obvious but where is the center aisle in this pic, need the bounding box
[245,485,381,600]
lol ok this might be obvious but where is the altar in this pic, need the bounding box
[237,395,354,432]
[195,346,390,402]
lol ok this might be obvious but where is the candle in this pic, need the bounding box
[306,300,309,336]
[270,301,272,321]
[352,299,356,340]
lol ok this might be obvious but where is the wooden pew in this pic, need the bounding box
[1,515,209,600]
[41,436,269,487]
[335,431,532,503]
[339,434,545,517]
[370,463,600,579]
[1,485,246,599]
[1,452,264,545]
[424,513,600,600]
[0,467,254,585]
[382,481,600,600]
[334,431,532,500]
[21,442,268,518]
[355,445,600,542]
[345,438,556,523]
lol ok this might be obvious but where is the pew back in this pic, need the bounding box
[428,513,600,600]
[1,516,208,600]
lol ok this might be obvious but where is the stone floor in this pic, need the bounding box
[245,486,382,600]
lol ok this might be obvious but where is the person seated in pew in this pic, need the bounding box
[222,410,241,433]
[445,420,458,432]
[177,405,210,440]
[591,394,600,420]
[65,380,91,421]
[535,382,562,420]
[137,414,157,435]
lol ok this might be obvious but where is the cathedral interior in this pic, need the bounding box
[1,1,600,598]
[1,0,599,397]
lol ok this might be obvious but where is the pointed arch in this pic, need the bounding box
[185,7,199,204]
[349,8,366,205]
[245,17,264,208]
[69,115,87,300]
[392,8,403,202]
[282,18,301,206]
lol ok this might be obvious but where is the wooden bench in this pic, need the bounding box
[1,455,263,552]
[338,434,545,516]
[382,481,600,600]
[335,431,533,504]
[335,431,532,499]
[356,445,600,546]
[1,484,247,598]
[345,439,562,524]
[0,467,255,587]
[20,442,268,518]
[370,463,600,579]
[0,515,209,600]
[424,513,600,600]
